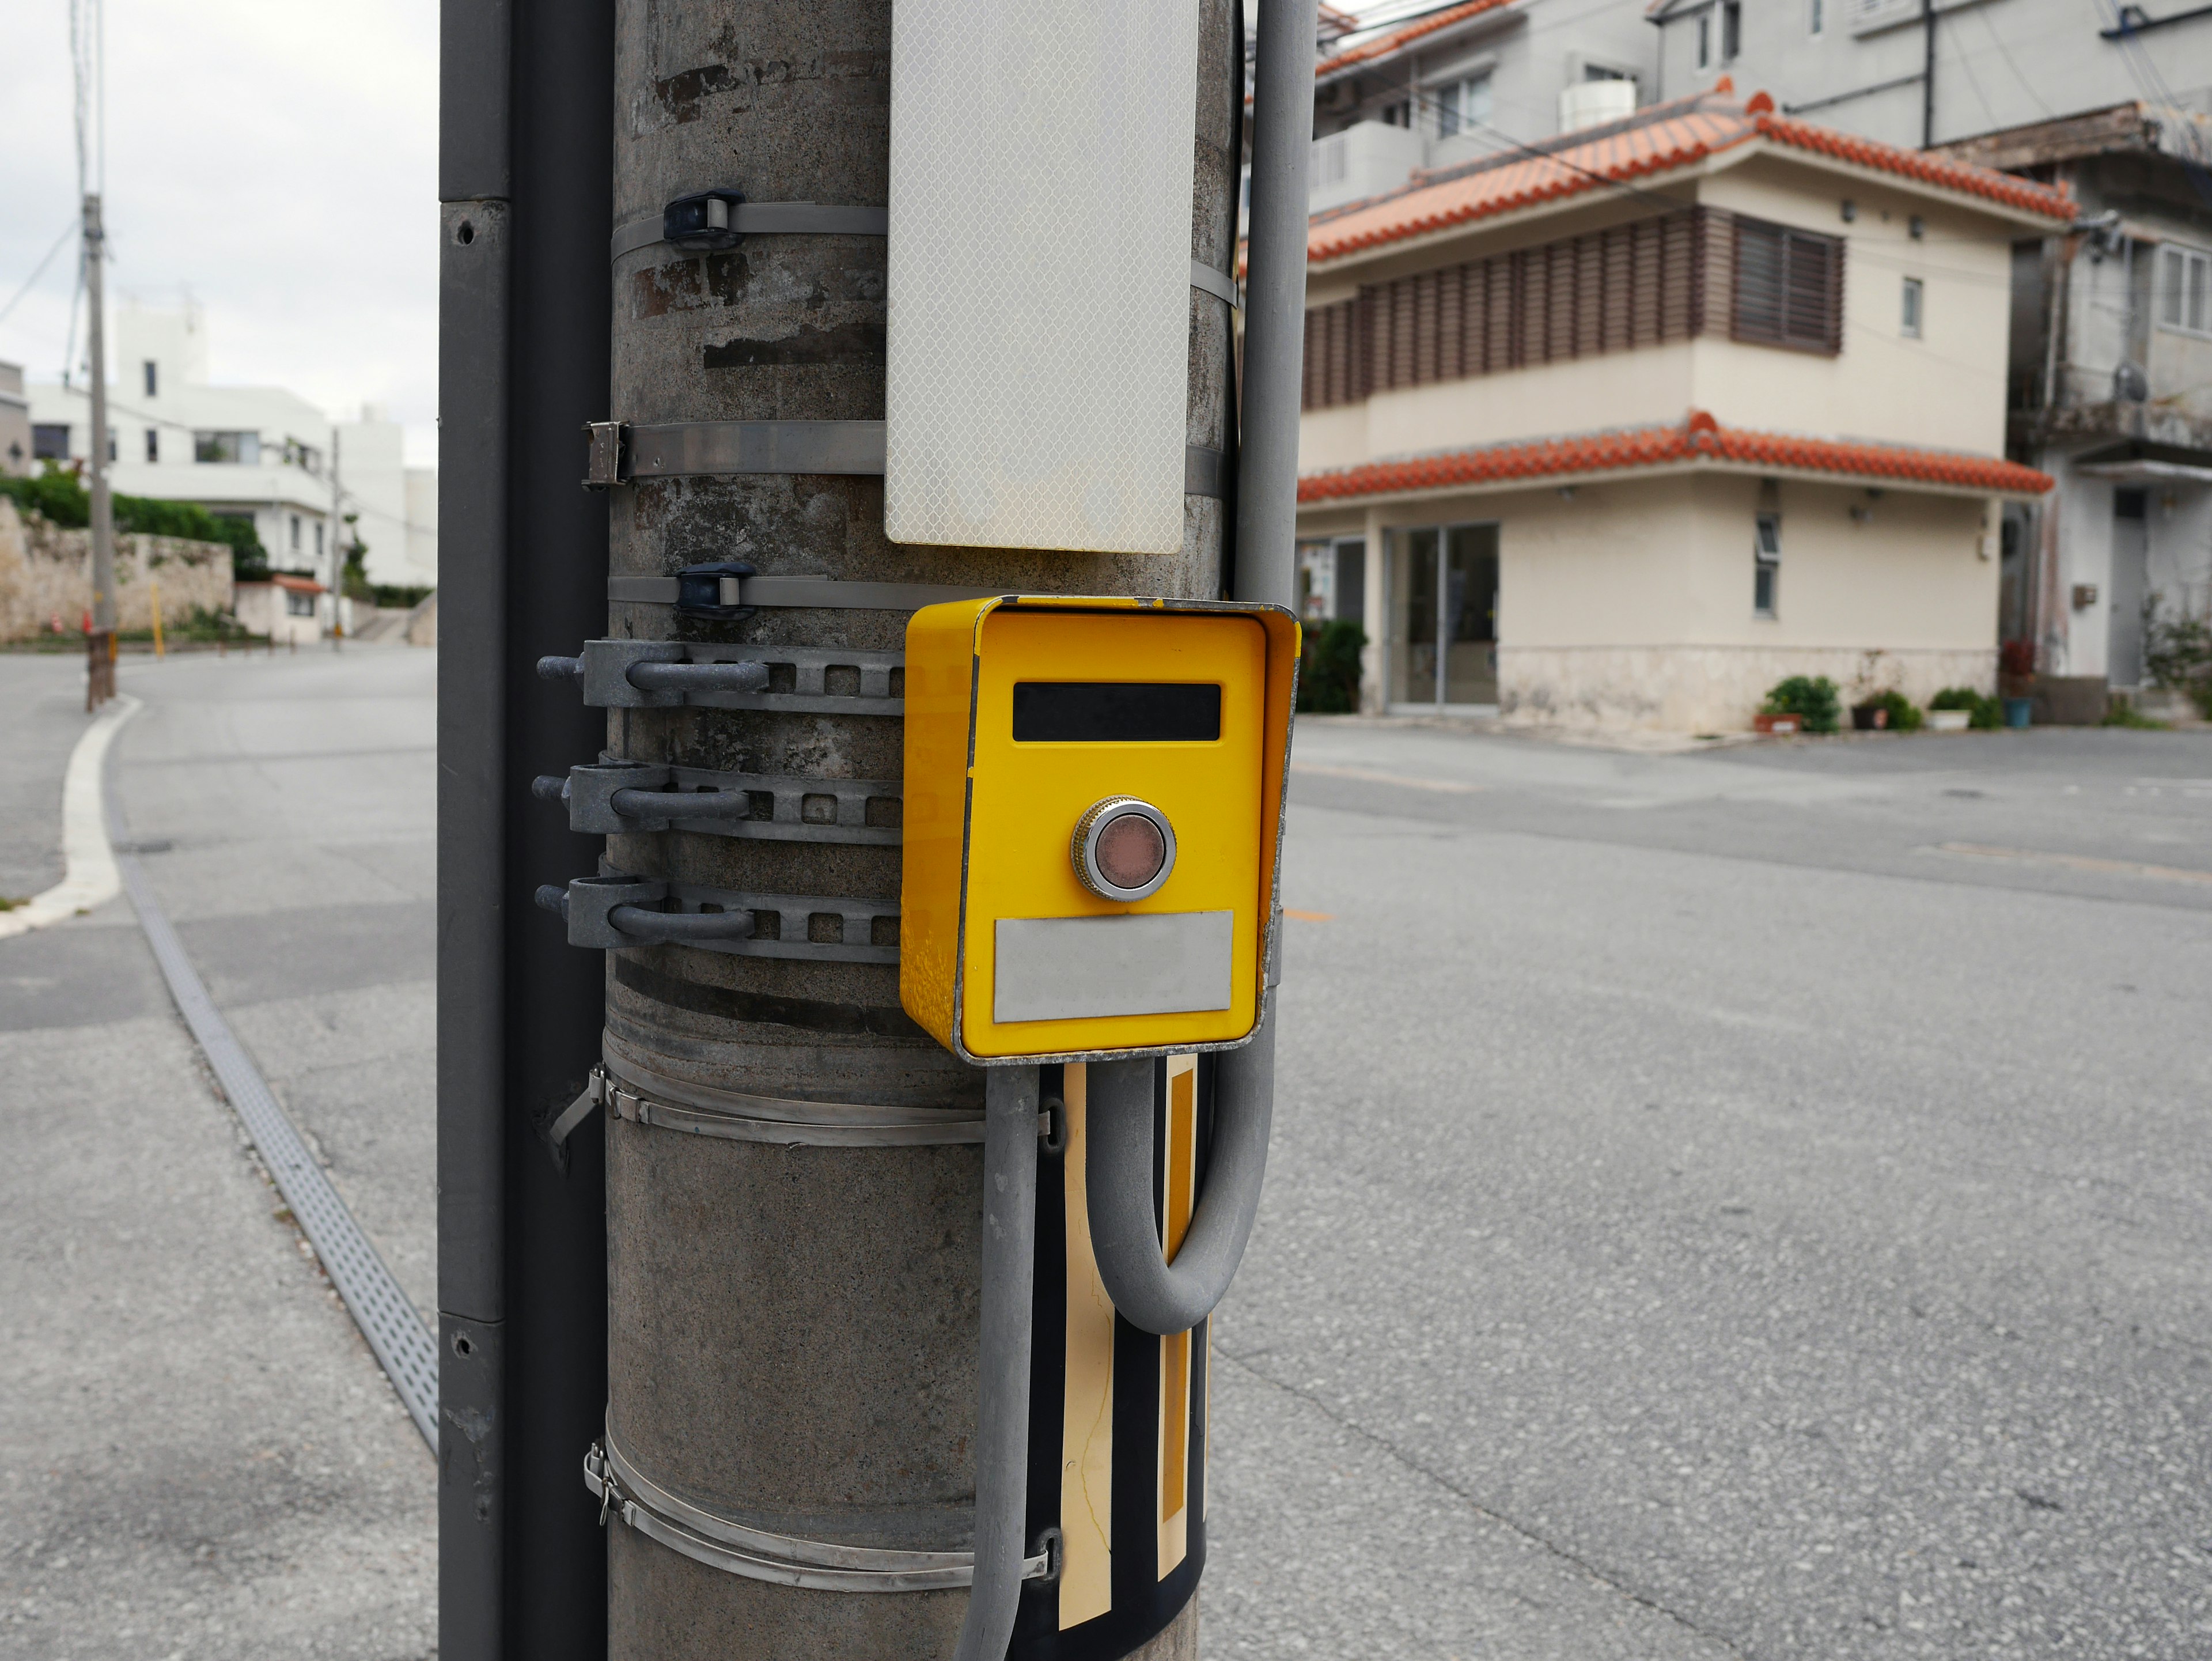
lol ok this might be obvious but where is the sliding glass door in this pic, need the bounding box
[1389,523,1498,710]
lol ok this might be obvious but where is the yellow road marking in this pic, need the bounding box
[1934,842,2212,886]
[1290,761,1483,794]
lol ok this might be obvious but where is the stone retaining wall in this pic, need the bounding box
[0,498,234,641]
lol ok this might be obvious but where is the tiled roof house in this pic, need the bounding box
[1290,83,2071,731]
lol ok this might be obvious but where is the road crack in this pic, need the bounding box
[1214,1344,1752,1659]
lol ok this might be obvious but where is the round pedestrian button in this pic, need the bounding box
[1072,797,1177,902]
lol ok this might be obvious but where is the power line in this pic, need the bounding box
[0,222,77,327]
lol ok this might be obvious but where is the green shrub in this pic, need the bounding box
[1762,675,1840,733]
[2101,702,2170,729]
[1297,618,1367,714]
[1861,688,1923,732]
[368,583,433,610]
[0,461,269,577]
[1930,685,2002,729]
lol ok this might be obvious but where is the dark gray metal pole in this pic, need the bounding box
[597,3,1237,1656]
[1922,0,1936,149]
[435,0,513,1647]
[437,2,613,1656]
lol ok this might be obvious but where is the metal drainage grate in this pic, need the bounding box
[116,852,439,1451]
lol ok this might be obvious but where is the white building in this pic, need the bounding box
[25,299,436,591]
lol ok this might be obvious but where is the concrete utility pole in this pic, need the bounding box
[587,2,1238,1656]
[439,0,1317,1655]
[84,191,118,703]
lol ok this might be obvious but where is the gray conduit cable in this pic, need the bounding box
[950,1064,1041,1661]
[1084,1008,1277,1337]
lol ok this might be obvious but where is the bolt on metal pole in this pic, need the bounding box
[594,3,1237,1657]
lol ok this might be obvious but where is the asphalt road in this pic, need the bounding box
[1209,718,2212,1659]
[4,649,2207,1660]
[0,647,435,1661]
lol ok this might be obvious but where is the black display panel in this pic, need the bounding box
[1012,682,1222,743]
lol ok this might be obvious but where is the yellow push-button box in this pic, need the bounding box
[902,596,1298,1063]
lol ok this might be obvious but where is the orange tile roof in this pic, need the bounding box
[1296,411,2055,502]
[1313,0,1521,79]
[1305,87,2074,265]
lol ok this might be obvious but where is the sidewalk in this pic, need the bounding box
[0,651,435,1660]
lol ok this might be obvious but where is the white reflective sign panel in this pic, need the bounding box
[885,0,1199,556]
[993,913,1235,1024]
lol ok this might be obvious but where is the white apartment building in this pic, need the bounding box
[26,300,436,590]
[1291,0,1661,218]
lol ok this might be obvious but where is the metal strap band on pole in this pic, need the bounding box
[1189,259,1242,311]
[585,1429,1051,1591]
[551,1061,988,1149]
[610,203,892,261]
[629,419,888,480]
[586,418,1225,497]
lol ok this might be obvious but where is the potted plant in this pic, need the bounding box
[1758,675,1840,735]
[1927,686,1998,732]
[1851,688,1924,733]
[1998,640,2036,729]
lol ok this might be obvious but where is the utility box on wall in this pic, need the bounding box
[902,596,1298,1063]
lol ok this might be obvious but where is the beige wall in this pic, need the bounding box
[0,498,233,642]
[1691,158,2016,456]
[1296,153,2021,481]
[1308,470,2001,729]
[1299,344,1696,472]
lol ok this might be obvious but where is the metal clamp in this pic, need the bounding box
[538,640,895,715]
[611,199,892,262]
[536,872,897,963]
[537,639,771,708]
[609,573,1011,612]
[537,760,901,845]
[583,418,1224,499]
[552,1061,987,1149]
[585,1429,1050,1591]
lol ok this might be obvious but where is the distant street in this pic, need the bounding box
[0,647,434,1661]
[5,654,2209,1659]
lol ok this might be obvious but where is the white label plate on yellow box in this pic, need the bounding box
[993,913,1234,1024]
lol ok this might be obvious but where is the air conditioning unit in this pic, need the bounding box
[1559,79,1637,133]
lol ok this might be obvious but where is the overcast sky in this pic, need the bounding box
[0,2,440,465]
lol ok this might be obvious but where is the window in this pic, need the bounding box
[1379,99,1412,127]
[290,514,302,550]
[107,430,117,463]
[1434,72,1493,136]
[1900,276,1923,338]
[1722,0,1742,59]
[1753,513,1781,617]
[2159,244,2211,335]
[194,430,261,465]
[143,360,157,398]
[1696,13,1711,66]
[285,588,316,618]
[315,522,325,559]
[145,429,159,463]
[32,424,68,460]
[1810,0,1824,33]
[1390,524,1499,707]
[1732,217,1844,354]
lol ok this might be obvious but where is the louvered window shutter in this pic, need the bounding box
[1731,216,1842,354]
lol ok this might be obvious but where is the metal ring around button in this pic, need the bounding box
[1070,796,1177,903]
